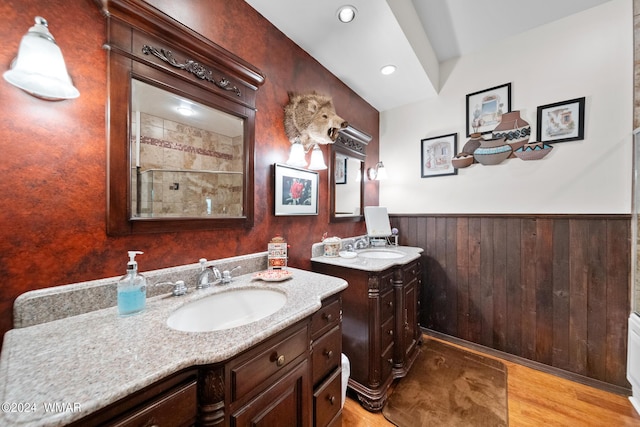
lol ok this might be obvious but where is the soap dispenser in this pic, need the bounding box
[117,251,147,316]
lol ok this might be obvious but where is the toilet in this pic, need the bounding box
[341,353,350,408]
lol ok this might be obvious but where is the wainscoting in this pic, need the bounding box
[390,214,631,391]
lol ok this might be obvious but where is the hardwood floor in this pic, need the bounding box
[341,336,640,426]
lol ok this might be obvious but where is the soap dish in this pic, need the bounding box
[339,251,357,259]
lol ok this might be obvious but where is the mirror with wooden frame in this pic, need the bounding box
[330,126,371,223]
[99,0,265,235]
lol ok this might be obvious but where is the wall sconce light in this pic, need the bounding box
[367,161,388,180]
[3,17,79,100]
[286,140,328,170]
[307,144,327,170]
[286,140,307,168]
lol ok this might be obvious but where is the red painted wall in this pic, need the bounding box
[0,0,379,342]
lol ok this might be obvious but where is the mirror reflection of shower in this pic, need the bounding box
[130,79,245,219]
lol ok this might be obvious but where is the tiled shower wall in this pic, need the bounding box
[131,113,244,217]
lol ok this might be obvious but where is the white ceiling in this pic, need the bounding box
[245,0,612,112]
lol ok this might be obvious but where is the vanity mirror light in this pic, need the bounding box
[98,0,265,235]
[330,126,371,223]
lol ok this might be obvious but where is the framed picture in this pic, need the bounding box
[335,155,347,184]
[421,133,457,178]
[466,83,511,136]
[536,97,585,143]
[274,163,318,216]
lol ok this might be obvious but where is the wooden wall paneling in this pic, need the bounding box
[479,218,493,347]
[552,219,571,371]
[456,217,470,340]
[434,217,449,332]
[521,218,537,360]
[535,219,554,365]
[445,217,458,337]
[505,218,523,356]
[389,214,631,390]
[605,219,631,386]
[421,217,436,329]
[569,219,590,376]
[468,217,483,344]
[587,219,608,381]
[492,217,508,352]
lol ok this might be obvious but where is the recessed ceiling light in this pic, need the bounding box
[380,65,397,75]
[337,5,357,23]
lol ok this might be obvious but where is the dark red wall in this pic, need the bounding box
[0,0,379,341]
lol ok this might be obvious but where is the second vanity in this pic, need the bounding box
[0,253,346,426]
[311,244,423,411]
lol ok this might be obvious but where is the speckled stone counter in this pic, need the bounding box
[310,245,423,272]
[0,258,346,426]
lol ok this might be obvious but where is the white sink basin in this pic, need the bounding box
[358,249,405,259]
[166,288,287,332]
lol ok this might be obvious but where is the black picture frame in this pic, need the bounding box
[466,83,512,137]
[274,163,319,216]
[536,97,585,144]
[421,133,458,178]
[335,155,347,184]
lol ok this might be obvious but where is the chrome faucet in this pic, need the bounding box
[221,266,241,284]
[354,237,369,249]
[197,258,221,289]
[153,280,188,296]
[172,280,187,296]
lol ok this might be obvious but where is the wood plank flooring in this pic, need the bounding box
[342,336,640,426]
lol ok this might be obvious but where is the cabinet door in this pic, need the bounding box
[403,280,418,358]
[231,359,311,427]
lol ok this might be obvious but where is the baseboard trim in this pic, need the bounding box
[422,328,632,397]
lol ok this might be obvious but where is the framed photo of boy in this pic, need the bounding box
[274,163,318,216]
[421,133,457,178]
[536,97,585,144]
[466,83,511,136]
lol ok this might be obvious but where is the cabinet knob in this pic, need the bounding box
[387,329,393,336]
[328,395,336,405]
[324,349,334,359]
[387,301,393,308]
[272,354,285,367]
[323,313,333,322]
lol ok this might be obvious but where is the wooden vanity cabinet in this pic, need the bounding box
[311,259,421,412]
[71,295,343,427]
[310,294,343,427]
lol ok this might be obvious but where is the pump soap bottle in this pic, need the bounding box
[117,251,147,316]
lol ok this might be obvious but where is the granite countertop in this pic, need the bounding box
[0,268,347,427]
[310,245,423,272]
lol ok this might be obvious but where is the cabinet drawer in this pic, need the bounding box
[381,344,394,383]
[313,368,342,427]
[379,270,395,293]
[111,379,197,427]
[403,261,421,283]
[311,297,341,340]
[380,289,394,323]
[380,316,394,352]
[231,324,308,401]
[312,324,342,384]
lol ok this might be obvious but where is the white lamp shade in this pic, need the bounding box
[375,163,388,180]
[3,17,79,100]
[308,144,327,170]
[286,142,307,167]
